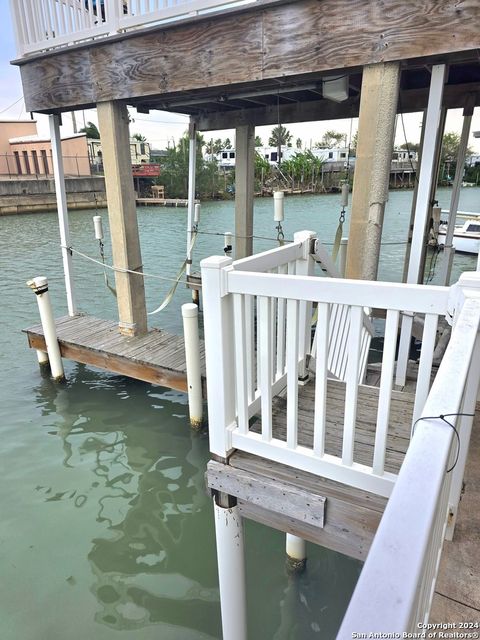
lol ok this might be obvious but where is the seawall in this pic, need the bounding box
[0,177,107,215]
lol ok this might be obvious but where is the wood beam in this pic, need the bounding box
[193,83,480,130]
[235,124,255,259]
[346,62,400,281]
[17,0,480,113]
[97,101,148,336]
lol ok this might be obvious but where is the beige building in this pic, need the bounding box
[0,120,91,177]
[87,137,151,171]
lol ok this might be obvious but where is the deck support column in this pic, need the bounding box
[235,124,255,259]
[345,62,400,281]
[97,101,147,336]
[213,494,247,640]
[396,65,447,386]
[49,114,76,316]
[186,120,197,282]
[439,98,475,286]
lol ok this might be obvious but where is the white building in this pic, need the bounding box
[210,146,352,168]
[87,138,151,169]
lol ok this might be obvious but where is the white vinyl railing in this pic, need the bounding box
[339,272,480,633]
[10,0,259,57]
[201,231,452,498]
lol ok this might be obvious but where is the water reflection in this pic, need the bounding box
[33,365,221,638]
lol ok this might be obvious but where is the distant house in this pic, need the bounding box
[0,119,90,177]
[209,145,352,168]
[87,138,151,171]
[466,154,480,167]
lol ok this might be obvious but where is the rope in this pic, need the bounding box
[147,230,198,315]
[62,244,199,287]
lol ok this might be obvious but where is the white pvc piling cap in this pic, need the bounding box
[273,191,285,222]
[182,303,199,318]
[194,203,201,224]
[93,215,104,240]
[341,182,349,207]
[34,276,48,288]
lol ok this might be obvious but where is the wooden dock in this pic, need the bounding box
[136,197,199,207]
[24,314,206,394]
[207,379,415,561]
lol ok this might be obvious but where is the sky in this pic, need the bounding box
[1,4,479,153]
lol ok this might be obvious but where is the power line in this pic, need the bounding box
[0,96,24,114]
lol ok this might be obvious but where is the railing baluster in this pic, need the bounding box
[373,309,400,475]
[258,296,273,441]
[358,330,368,384]
[233,294,249,434]
[286,298,299,449]
[245,294,255,403]
[271,296,277,383]
[313,303,329,456]
[14,0,29,50]
[276,264,287,377]
[65,0,74,34]
[333,304,350,378]
[27,0,41,42]
[57,0,67,35]
[86,0,95,28]
[412,313,439,424]
[48,0,59,38]
[338,306,351,381]
[342,305,363,466]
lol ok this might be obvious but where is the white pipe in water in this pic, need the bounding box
[27,276,65,381]
[286,533,306,571]
[181,303,203,429]
[214,499,247,640]
[273,191,285,222]
[36,349,49,367]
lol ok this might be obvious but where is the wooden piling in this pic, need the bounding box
[97,101,148,336]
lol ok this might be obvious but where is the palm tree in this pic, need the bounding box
[268,125,293,148]
[132,133,147,142]
[79,121,100,139]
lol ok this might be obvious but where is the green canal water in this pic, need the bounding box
[1,189,478,639]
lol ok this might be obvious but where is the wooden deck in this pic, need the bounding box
[24,314,206,394]
[136,198,194,207]
[207,379,415,560]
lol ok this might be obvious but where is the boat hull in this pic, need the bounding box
[438,231,480,254]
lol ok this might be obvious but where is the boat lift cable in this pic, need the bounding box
[60,244,200,288]
[195,229,408,246]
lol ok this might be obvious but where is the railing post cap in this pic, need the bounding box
[200,255,233,270]
[458,271,480,291]
[182,303,198,318]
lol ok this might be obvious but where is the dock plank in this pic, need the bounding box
[24,314,205,394]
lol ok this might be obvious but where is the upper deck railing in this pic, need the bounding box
[10,0,258,57]
[201,231,454,498]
